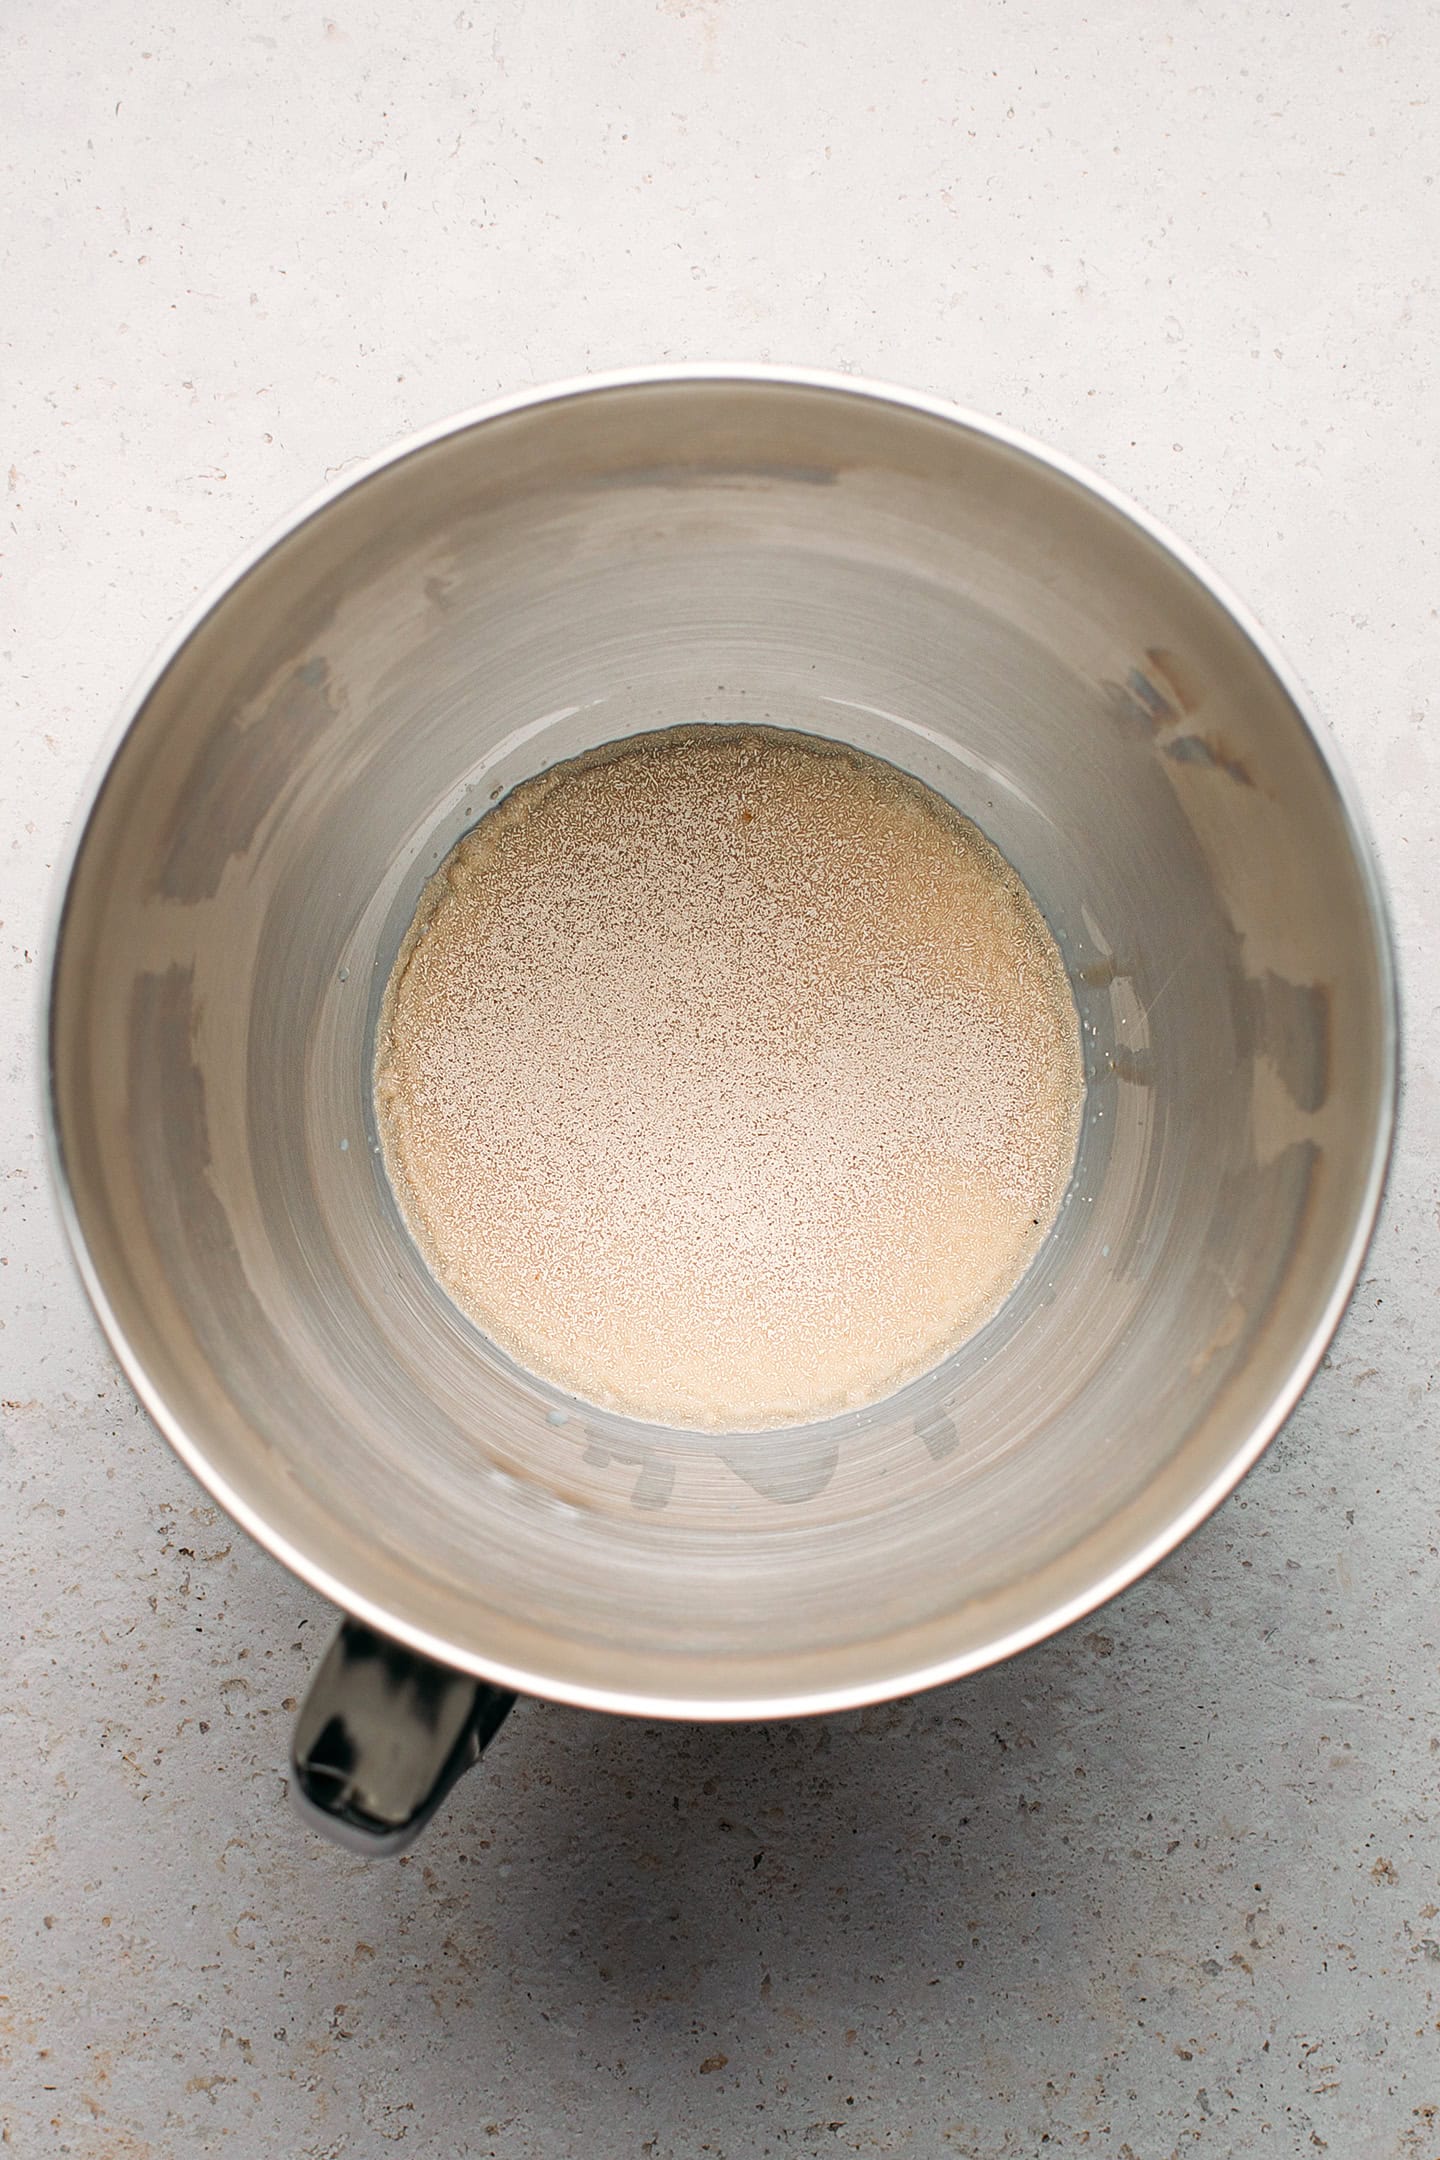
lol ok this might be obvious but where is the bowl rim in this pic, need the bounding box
[43,363,1400,1719]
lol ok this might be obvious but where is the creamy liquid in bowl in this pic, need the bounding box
[375,726,1084,1430]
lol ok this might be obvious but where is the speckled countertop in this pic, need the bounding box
[3,3,1437,2154]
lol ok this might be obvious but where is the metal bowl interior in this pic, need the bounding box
[48,370,1396,1715]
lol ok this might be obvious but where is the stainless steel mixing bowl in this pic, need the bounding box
[47,368,1396,1851]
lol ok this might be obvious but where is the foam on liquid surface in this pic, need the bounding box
[376,726,1084,1431]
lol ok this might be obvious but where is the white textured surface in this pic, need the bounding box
[2,2,1436,2154]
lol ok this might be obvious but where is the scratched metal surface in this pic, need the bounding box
[3,2,1437,2154]
[48,373,1391,1716]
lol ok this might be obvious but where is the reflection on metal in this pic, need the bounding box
[292,1620,514,1855]
[47,369,1396,1755]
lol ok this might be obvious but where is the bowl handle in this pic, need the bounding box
[289,1618,516,1855]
